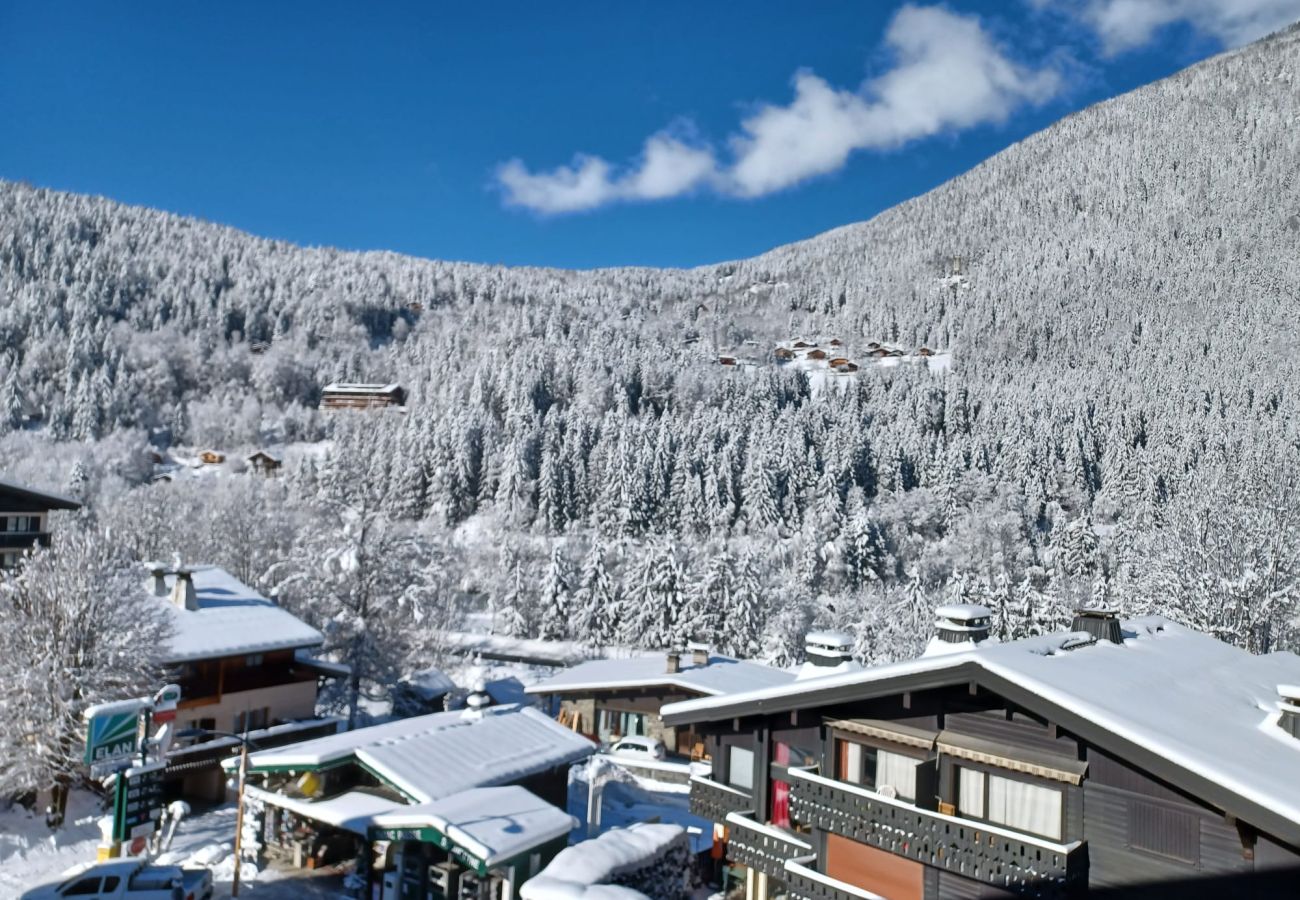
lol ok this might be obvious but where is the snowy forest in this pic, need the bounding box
[2,23,1300,774]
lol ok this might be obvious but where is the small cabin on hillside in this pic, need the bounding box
[774,348,795,361]
[866,341,881,350]
[321,383,406,411]
[806,349,828,361]
[916,346,935,357]
[792,340,816,350]
[835,362,860,374]
[868,347,890,359]
[719,356,738,366]
[199,450,226,465]
[829,338,844,347]
[246,450,283,476]
[829,357,850,368]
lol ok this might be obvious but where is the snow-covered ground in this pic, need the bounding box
[568,759,713,855]
[0,794,350,899]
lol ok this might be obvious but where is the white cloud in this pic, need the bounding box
[497,4,1060,214]
[1076,0,1300,53]
[727,5,1060,196]
[497,134,717,215]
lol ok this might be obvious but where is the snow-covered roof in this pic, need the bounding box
[662,616,1300,844]
[525,653,794,698]
[322,382,401,393]
[0,476,81,510]
[371,786,575,867]
[404,666,457,699]
[245,785,396,836]
[150,566,323,663]
[934,603,992,621]
[519,823,685,900]
[243,704,594,803]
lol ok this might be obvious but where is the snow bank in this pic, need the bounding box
[521,824,689,900]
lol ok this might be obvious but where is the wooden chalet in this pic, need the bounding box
[806,349,828,361]
[526,644,793,760]
[792,340,816,350]
[667,607,1300,899]
[149,565,342,800]
[916,346,936,357]
[829,357,850,368]
[720,356,739,366]
[199,450,226,465]
[868,347,891,359]
[775,348,796,361]
[321,382,406,411]
[829,338,844,347]
[246,450,283,475]
[0,477,80,570]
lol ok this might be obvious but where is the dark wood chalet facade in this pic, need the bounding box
[0,477,81,570]
[665,608,1300,899]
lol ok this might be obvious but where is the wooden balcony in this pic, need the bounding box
[0,531,50,549]
[723,812,813,882]
[688,773,752,823]
[784,855,885,900]
[788,768,1087,897]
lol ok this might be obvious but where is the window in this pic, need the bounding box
[842,741,865,784]
[957,767,986,818]
[102,877,120,892]
[727,746,755,791]
[61,876,102,895]
[245,653,264,667]
[987,774,1063,841]
[875,749,917,801]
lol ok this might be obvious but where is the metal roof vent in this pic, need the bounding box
[933,604,993,646]
[1278,685,1300,739]
[1071,604,1123,645]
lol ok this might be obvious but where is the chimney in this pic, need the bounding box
[1070,604,1123,645]
[687,641,710,667]
[933,604,993,647]
[462,681,492,720]
[1278,685,1300,739]
[148,564,170,598]
[170,568,199,612]
[665,651,681,675]
[804,630,854,668]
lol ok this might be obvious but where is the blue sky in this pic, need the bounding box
[1,1,1295,269]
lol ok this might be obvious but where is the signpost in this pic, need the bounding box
[82,685,182,857]
[114,761,166,842]
[83,699,150,769]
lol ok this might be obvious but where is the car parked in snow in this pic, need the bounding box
[19,860,213,900]
[608,735,667,760]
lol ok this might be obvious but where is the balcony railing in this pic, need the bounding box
[688,773,752,823]
[784,855,886,900]
[724,812,812,882]
[788,768,1087,896]
[0,531,50,549]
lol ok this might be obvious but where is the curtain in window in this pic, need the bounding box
[958,767,985,818]
[843,741,864,784]
[771,778,791,828]
[875,750,917,800]
[987,774,1062,840]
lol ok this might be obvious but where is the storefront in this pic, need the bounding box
[370,786,575,900]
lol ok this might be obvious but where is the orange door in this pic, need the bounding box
[824,833,924,900]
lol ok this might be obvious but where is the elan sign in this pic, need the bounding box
[82,699,150,767]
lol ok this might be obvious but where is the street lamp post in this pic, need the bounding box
[175,728,258,897]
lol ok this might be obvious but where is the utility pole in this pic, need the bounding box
[231,739,250,897]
